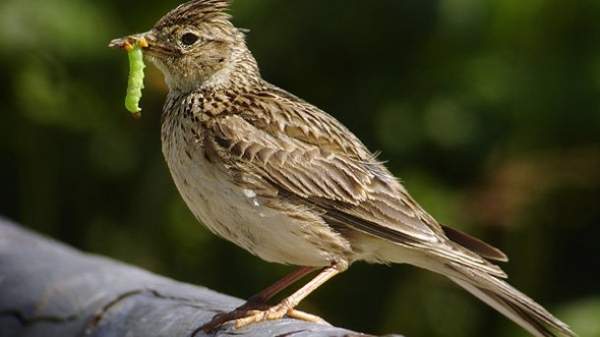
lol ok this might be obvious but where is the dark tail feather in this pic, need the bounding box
[446,263,576,337]
[441,224,508,262]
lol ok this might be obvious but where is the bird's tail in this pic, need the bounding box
[442,262,576,337]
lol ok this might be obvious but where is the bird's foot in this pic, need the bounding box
[232,303,330,329]
[286,309,329,325]
[201,301,329,332]
[200,300,268,333]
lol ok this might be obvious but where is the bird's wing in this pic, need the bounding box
[204,92,445,247]
[203,86,507,270]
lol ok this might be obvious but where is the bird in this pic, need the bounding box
[109,1,575,336]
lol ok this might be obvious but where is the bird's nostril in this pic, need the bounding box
[144,33,157,42]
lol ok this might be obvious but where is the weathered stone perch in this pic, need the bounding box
[0,218,403,337]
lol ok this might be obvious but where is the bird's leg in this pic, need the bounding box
[232,262,346,329]
[243,266,318,308]
[201,266,318,332]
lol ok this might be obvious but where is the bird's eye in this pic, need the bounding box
[180,33,199,46]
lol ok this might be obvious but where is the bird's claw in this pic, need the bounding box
[200,303,329,332]
[232,304,290,328]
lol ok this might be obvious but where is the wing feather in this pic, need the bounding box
[207,112,442,245]
[201,84,506,276]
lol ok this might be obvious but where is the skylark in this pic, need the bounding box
[110,1,575,336]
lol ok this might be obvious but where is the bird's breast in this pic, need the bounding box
[160,101,352,267]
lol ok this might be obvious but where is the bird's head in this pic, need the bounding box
[110,0,258,92]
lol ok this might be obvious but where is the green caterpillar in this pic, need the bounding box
[124,39,147,117]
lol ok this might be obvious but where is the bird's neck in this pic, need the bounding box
[201,45,261,92]
[162,42,262,98]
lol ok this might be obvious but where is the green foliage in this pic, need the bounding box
[1,1,598,336]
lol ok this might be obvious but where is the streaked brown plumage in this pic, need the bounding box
[109,1,576,336]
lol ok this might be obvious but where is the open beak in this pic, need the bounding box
[109,32,155,51]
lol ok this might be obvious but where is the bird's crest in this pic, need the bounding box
[155,0,232,29]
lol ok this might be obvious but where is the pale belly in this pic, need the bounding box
[162,127,352,267]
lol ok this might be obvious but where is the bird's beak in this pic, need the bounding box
[109,31,156,51]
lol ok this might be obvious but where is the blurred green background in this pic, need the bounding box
[1,0,599,336]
